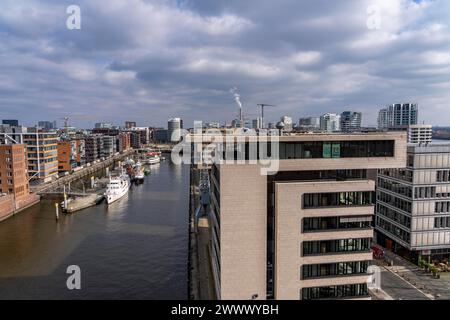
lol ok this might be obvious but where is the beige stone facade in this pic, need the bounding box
[209,132,407,300]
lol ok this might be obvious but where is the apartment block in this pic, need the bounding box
[0,144,39,221]
[208,132,407,300]
[376,144,450,262]
[0,126,58,181]
[102,135,115,158]
[85,135,100,163]
[116,132,131,152]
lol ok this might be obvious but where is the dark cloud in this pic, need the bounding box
[0,0,449,128]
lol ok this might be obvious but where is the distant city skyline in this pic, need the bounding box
[1,0,450,128]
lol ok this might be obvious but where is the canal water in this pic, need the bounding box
[0,161,189,299]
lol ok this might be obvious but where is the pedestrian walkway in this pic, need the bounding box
[378,249,450,300]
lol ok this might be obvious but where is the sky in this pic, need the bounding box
[0,0,449,128]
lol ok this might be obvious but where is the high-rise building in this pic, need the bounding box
[378,103,418,129]
[298,117,320,131]
[0,126,58,182]
[376,144,450,262]
[125,121,137,129]
[38,121,56,131]
[208,132,407,299]
[340,111,362,132]
[320,113,341,132]
[280,116,293,132]
[252,118,262,130]
[2,120,19,126]
[94,122,113,129]
[377,108,390,129]
[168,118,182,142]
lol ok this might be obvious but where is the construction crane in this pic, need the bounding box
[257,104,275,129]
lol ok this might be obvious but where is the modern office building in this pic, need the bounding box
[280,116,293,132]
[125,121,137,129]
[378,103,418,129]
[298,117,320,131]
[168,118,182,142]
[38,121,57,131]
[2,120,19,126]
[94,122,113,129]
[153,129,168,143]
[407,125,432,144]
[320,113,341,132]
[0,126,58,181]
[377,108,390,129]
[376,144,450,262]
[207,132,407,300]
[340,112,362,132]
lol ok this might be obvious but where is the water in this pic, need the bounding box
[0,161,189,299]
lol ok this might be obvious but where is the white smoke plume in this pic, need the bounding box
[230,86,242,109]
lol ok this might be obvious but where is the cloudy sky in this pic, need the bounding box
[0,0,449,128]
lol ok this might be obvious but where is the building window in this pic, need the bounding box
[437,170,450,183]
[302,238,371,256]
[301,261,370,279]
[303,191,373,208]
[301,283,368,300]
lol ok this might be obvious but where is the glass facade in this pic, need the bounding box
[302,238,371,256]
[278,140,394,159]
[303,216,372,232]
[303,191,373,208]
[301,283,368,300]
[301,261,370,279]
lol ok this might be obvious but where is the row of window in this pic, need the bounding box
[376,203,411,228]
[301,261,370,279]
[278,140,394,159]
[378,168,413,182]
[376,216,410,244]
[302,216,372,232]
[302,238,371,256]
[435,217,450,229]
[414,187,436,199]
[301,283,368,300]
[378,178,412,198]
[377,191,412,213]
[303,191,373,208]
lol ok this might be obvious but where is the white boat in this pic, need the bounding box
[146,152,161,164]
[133,162,145,182]
[104,171,130,204]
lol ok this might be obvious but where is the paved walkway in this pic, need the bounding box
[375,250,450,300]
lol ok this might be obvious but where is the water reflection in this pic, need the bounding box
[0,161,188,299]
